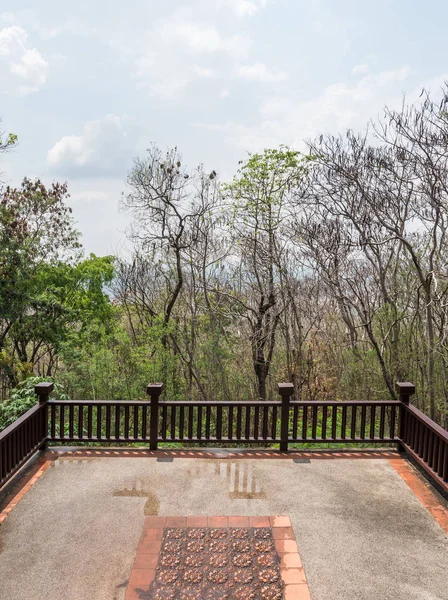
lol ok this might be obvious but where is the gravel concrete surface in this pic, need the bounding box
[0,455,446,600]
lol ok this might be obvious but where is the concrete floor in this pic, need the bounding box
[0,453,447,600]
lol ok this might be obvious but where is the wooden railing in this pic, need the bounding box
[397,382,448,492]
[1,380,447,493]
[0,383,50,487]
[46,384,400,449]
[47,401,152,444]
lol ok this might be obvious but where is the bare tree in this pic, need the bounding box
[295,85,448,420]
[120,146,219,398]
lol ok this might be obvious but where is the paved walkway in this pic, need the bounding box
[0,450,447,600]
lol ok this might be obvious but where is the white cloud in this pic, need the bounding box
[0,13,16,25]
[192,65,217,78]
[47,114,135,178]
[0,26,48,95]
[0,159,14,183]
[236,62,288,83]
[70,190,109,204]
[136,11,252,99]
[352,64,369,76]
[194,66,415,152]
[218,0,268,18]
[159,20,250,58]
[63,178,131,255]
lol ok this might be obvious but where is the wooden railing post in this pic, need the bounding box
[396,381,415,453]
[34,382,54,451]
[278,383,294,452]
[147,383,164,451]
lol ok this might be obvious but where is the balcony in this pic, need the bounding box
[0,382,447,600]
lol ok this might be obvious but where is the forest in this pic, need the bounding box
[1,86,448,429]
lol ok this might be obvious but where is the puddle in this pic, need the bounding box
[186,460,266,499]
[113,481,160,515]
[293,458,311,464]
[114,460,265,511]
[218,461,266,499]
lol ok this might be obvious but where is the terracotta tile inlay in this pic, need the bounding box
[126,516,310,600]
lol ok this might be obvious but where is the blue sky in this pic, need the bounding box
[0,0,446,255]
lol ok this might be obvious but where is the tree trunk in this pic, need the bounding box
[425,292,436,420]
[254,362,267,400]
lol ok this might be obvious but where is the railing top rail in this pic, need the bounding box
[48,399,400,407]
[403,403,448,442]
[49,400,152,406]
[48,400,284,407]
[0,403,42,442]
[162,401,283,407]
[290,400,400,407]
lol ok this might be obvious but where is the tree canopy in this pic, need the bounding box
[2,87,448,428]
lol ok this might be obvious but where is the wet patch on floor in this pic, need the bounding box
[185,461,266,500]
[113,483,160,515]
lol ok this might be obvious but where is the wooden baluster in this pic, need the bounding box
[147,383,164,451]
[87,405,93,439]
[179,405,185,441]
[396,382,415,453]
[341,405,347,440]
[96,405,102,440]
[322,406,327,441]
[34,382,53,450]
[216,406,223,441]
[278,383,293,452]
[133,405,139,440]
[369,405,375,440]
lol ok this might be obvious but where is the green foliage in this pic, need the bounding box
[0,124,17,153]
[223,146,305,225]
[25,254,115,349]
[0,178,81,352]
[0,376,69,430]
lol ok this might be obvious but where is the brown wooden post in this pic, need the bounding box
[35,382,54,451]
[396,381,415,453]
[147,383,164,451]
[278,383,294,452]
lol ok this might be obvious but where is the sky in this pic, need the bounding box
[0,0,447,256]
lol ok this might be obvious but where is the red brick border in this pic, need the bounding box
[125,515,311,600]
[388,458,448,533]
[0,454,57,524]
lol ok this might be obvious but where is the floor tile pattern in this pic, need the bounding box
[125,517,310,600]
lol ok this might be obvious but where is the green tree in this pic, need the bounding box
[8,254,115,378]
[222,147,305,399]
[0,178,81,386]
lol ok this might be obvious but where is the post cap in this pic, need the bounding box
[34,382,54,395]
[146,383,164,396]
[278,382,294,396]
[395,381,415,396]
